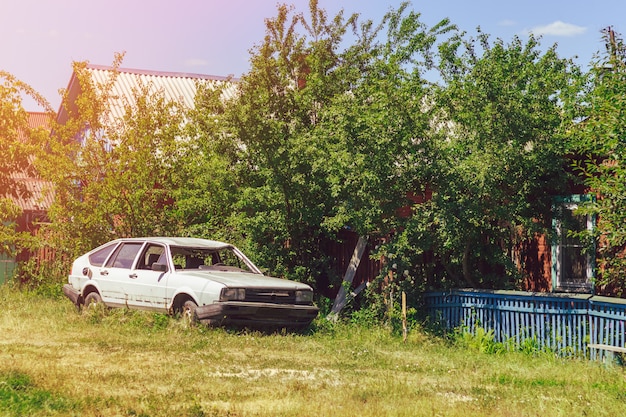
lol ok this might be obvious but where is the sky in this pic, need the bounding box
[1,0,624,111]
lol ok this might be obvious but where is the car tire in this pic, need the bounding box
[181,299,198,324]
[84,292,102,309]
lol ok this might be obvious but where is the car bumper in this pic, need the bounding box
[195,301,319,328]
[63,284,81,305]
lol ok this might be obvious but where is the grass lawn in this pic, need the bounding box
[0,287,625,416]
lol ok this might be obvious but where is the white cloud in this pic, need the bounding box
[528,21,587,37]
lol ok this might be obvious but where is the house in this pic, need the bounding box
[57,64,238,126]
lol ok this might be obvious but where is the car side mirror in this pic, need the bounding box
[152,262,168,272]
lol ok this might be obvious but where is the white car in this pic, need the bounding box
[62,237,319,328]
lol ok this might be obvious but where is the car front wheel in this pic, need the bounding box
[180,300,198,324]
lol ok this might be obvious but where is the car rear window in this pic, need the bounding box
[88,243,118,267]
[105,242,143,269]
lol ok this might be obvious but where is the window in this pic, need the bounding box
[105,242,143,269]
[551,195,595,292]
[137,244,166,270]
[89,243,119,267]
[168,246,253,272]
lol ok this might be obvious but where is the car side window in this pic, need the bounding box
[104,242,143,269]
[137,244,166,270]
[89,243,118,267]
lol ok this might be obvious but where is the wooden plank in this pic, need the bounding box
[402,291,407,342]
[588,344,626,353]
[327,235,368,321]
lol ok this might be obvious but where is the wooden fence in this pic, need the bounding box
[423,289,626,360]
[0,252,16,285]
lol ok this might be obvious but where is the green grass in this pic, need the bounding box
[0,286,625,416]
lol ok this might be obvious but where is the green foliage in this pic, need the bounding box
[174,82,241,242]
[36,54,190,261]
[0,199,24,257]
[0,70,53,201]
[12,257,66,295]
[454,325,507,354]
[568,28,626,290]
[519,336,543,355]
[380,30,582,289]
[222,1,356,285]
[0,71,53,259]
[223,2,456,295]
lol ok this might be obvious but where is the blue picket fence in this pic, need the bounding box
[423,289,626,359]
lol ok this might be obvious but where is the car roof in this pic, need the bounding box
[116,237,232,249]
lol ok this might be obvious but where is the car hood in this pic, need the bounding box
[176,270,312,290]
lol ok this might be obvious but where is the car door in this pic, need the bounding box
[122,243,169,310]
[99,241,144,307]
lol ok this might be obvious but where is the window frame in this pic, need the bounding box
[104,242,144,270]
[551,194,595,293]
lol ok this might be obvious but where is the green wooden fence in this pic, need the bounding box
[0,252,16,285]
[424,289,626,360]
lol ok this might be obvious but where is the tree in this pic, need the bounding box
[222,1,454,295]
[0,71,53,199]
[312,4,454,237]
[40,55,188,259]
[174,81,241,242]
[381,31,582,289]
[223,1,362,285]
[568,27,626,292]
[0,71,53,257]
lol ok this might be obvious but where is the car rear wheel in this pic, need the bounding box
[84,292,103,309]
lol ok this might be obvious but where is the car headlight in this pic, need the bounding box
[220,288,246,301]
[295,290,313,304]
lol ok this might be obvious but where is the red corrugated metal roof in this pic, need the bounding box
[9,175,53,212]
[16,112,52,142]
[9,112,54,212]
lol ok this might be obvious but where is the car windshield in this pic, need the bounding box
[169,246,255,273]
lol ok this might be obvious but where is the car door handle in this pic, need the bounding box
[100,270,108,276]
[129,273,138,279]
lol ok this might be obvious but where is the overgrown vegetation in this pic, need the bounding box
[1,288,625,417]
[569,27,626,293]
[0,70,53,261]
[3,1,626,320]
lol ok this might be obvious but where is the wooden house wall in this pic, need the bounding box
[319,229,382,298]
[517,233,553,292]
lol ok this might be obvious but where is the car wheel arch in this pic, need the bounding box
[81,285,101,305]
[170,292,198,314]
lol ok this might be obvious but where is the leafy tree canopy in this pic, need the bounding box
[0,71,52,256]
[568,27,626,290]
[40,53,189,257]
[222,1,455,291]
[379,29,582,290]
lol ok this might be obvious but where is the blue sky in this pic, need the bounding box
[1,0,623,111]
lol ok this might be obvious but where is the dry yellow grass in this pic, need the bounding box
[1,287,625,416]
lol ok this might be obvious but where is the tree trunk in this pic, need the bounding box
[462,240,477,288]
